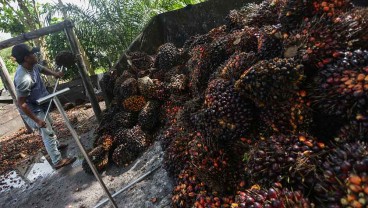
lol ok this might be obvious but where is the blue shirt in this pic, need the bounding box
[14,64,50,114]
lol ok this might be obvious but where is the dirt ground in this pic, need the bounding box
[0,102,173,208]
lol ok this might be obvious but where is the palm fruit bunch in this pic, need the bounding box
[100,71,117,102]
[235,58,304,107]
[335,8,368,50]
[171,167,210,208]
[82,145,109,174]
[257,26,284,60]
[113,77,138,103]
[310,50,368,118]
[214,51,258,81]
[245,133,327,190]
[126,51,153,72]
[112,125,148,166]
[278,0,314,32]
[193,79,255,142]
[122,95,147,112]
[113,110,137,129]
[225,9,247,31]
[340,172,368,208]
[230,27,259,53]
[112,127,128,147]
[93,134,114,151]
[182,34,212,54]
[168,74,188,94]
[188,132,237,194]
[313,141,368,206]
[95,106,122,136]
[259,92,313,135]
[242,0,282,28]
[137,76,168,100]
[194,193,235,208]
[54,51,76,68]
[234,185,312,208]
[163,131,193,177]
[284,8,368,64]
[154,43,180,71]
[187,44,212,95]
[335,115,368,143]
[138,101,160,132]
[312,0,352,17]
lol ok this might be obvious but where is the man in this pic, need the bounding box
[12,43,76,169]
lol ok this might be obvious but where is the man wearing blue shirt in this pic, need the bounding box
[12,43,75,169]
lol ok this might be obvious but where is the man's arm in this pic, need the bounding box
[18,97,46,128]
[39,65,63,78]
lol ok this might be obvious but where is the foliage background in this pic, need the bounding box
[0,0,205,84]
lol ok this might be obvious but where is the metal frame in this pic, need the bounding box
[36,89,118,208]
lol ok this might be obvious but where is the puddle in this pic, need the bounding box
[25,155,55,182]
[0,154,55,193]
[0,171,26,193]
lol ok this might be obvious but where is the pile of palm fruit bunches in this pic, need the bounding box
[85,0,368,207]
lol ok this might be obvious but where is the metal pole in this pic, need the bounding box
[94,165,161,208]
[52,97,118,208]
[0,56,32,132]
[64,21,102,122]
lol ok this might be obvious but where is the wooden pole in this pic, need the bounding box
[64,21,102,122]
[0,21,69,50]
[0,56,32,132]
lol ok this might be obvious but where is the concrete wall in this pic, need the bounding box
[113,0,263,73]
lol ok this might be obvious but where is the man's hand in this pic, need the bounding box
[36,118,46,128]
[54,71,64,79]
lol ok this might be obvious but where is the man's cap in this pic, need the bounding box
[11,43,40,63]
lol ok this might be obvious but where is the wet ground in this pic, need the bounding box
[0,102,173,208]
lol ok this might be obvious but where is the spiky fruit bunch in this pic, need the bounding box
[187,44,212,96]
[284,9,368,64]
[82,145,109,174]
[112,142,141,166]
[112,125,148,166]
[310,50,368,117]
[194,193,235,208]
[100,71,117,102]
[235,58,304,107]
[138,76,168,100]
[113,111,137,129]
[55,51,76,68]
[188,132,237,194]
[112,127,128,146]
[314,141,368,206]
[334,8,368,50]
[279,0,314,32]
[312,0,352,17]
[123,95,146,112]
[340,172,368,208]
[171,167,210,208]
[234,185,312,208]
[95,107,121,136]
[93,134,114,151]
[259,93,313,135]
[155,43,179,71]
[246,133,327,190]
[163,131,193,177]
[193,79,255,142]
[126,51,153,71]
[257,27,284,60]
[214,51,257,81]
[113,77,138,102]
[138,101,160,132]
[335,116,368,143]
[183,34,212,54]
[168,74,188,94]
[242,1,281,28]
